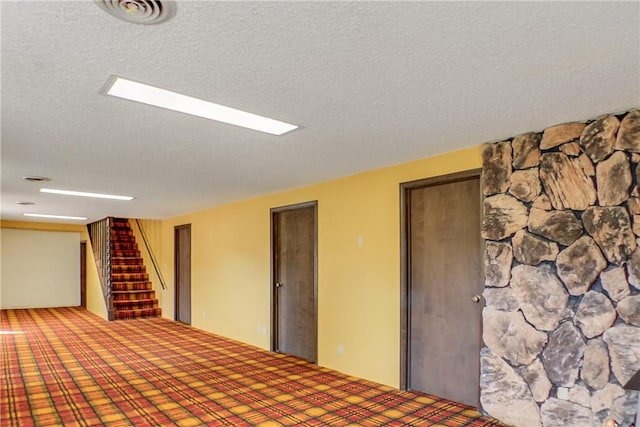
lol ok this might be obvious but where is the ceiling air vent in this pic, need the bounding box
[96,0,176,25]
[22,176,51,182]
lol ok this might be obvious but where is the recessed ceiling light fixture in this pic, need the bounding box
[40,188,134,201]
[24,213,88,221]
[103,76,299,136]
[23,176,51,182]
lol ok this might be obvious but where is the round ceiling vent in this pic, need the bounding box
[96,0,176,25]
[22,176,51,182]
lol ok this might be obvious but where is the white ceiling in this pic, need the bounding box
[2,1,639,224]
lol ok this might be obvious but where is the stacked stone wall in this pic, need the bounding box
[481,110,640,427]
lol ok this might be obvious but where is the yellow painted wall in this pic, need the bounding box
[0,220,86,233]
[0,220,106,318]
[84,238,107,319]
[154,145,482,388]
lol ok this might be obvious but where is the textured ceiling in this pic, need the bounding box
[2,1,639,223]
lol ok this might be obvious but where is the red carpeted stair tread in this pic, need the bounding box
[112,239,136,244]
[112,299,158,305]
[111,281,153,291]
[113,299,159,310]
[112,291,156,301]
[111,238,136,244]
[113,307,163,320]
[112,237,135,242]
[112,244,139,251]
[111,265,146,274]
[112,289,155,294]
[112,273,150,282]
[111,228,134,235]
[111,257,144,265]
[111,250,141,258]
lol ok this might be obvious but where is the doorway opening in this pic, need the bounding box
[270,201,318,363]
[400,170,483,407]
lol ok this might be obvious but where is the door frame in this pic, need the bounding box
[174,223,192,324]
[270,200,318,358]
[399,169,483,391]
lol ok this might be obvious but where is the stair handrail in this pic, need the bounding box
[133,219,167,290]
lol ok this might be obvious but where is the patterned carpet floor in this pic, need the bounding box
[1,307,504,426]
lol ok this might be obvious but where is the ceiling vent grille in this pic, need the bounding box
[22,176,51,182]
[96,0,176,25]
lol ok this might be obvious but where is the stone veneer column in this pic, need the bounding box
[481,110,640,427]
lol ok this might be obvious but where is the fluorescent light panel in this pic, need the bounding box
[40,188,134,201]
[24,213,87,221]
[104,76,298,136]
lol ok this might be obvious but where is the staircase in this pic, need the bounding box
[110,218,162,320]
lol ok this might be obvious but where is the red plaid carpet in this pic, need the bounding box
[1,307,504,426]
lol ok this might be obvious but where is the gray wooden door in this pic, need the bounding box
[271,202,317,362]
[175,224,191,324]
[402,172,483,407]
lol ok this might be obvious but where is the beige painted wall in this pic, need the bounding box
[1,228,80,308]
[154,145,482,388]
[0,221,106,317]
